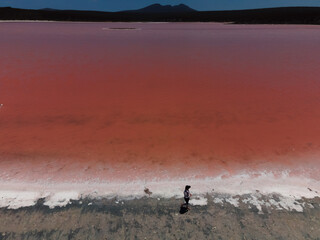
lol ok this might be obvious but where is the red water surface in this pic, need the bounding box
[1,23,320,181]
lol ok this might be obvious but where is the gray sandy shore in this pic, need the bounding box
[0,195,320,240]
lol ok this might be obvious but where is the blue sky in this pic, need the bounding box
[1,0,320,11]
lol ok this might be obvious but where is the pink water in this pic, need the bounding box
[1,22,320,183]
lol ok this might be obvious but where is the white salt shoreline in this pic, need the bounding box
[0,171,319,210]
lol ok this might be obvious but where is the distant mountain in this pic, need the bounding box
[1,6,320,24]
[127,3,196,13]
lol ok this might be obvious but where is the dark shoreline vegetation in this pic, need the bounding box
[1,6,320,24]
[0,196,320,239]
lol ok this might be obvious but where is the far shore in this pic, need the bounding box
[1,6,320,24]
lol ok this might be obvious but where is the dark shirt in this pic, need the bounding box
[184,189,190,198]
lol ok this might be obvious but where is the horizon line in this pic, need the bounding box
[2,4,320,13]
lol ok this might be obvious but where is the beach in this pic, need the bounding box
[1,195,320,239]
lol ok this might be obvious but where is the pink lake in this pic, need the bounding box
[1,22,320,185]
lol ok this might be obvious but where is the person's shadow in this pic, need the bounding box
[179,203,189,214]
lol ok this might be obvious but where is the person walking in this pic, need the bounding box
[184,185,191,208]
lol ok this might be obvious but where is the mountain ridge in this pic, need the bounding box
[124,3,196,13]
[0,6,320,24]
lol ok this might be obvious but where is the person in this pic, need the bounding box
[184,185,191,208]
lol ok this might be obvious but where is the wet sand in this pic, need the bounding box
[0,196,320,240]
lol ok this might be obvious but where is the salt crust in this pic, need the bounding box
[190,196,208,206]
[0,171,319,210]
